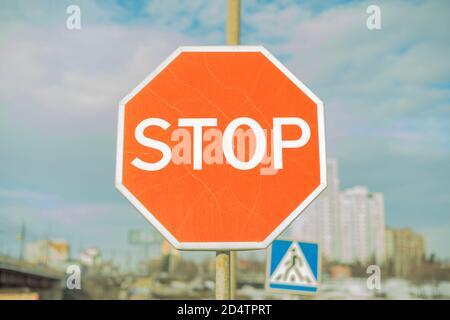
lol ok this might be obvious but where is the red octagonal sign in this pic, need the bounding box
[116,46,326,250]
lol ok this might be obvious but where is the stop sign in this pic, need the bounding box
[115,46,326,250]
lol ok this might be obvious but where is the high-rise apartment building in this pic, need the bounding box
[287,159,341,261]
[287,160,385,264]
[340,186,385,264]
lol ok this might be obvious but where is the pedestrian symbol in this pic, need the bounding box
[266,239,320,294]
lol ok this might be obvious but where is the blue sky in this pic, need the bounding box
[0,0,449,263]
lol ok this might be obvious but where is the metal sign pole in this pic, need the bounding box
[215,0,241,300]
[226,0,240,45]
[215,251,231,299]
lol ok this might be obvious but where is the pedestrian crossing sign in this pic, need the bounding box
[266,239,320,295]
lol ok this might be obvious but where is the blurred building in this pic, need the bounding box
[25,239,69,269]
[329,265,352,280]
[288,159,385,265]
[288,159,341,261]
[340,186,385,264]
[80,246,101,267]
[385,227,425,277]
[160,240,180,274]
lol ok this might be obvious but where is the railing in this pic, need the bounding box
[0,254,63,280]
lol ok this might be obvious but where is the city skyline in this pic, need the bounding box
[1,158,437,266]
[0,0,449,260]
[288,159,387,264]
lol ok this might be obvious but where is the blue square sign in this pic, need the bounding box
[266,239,320,295]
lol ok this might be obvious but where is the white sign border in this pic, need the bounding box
[115,46,327,251]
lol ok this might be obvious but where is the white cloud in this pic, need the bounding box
[240,0,450,158]
[0,25,192,126]
[144,0,225,34]
[242,2,449,97]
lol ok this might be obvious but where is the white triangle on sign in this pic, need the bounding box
[270,242,317,287]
